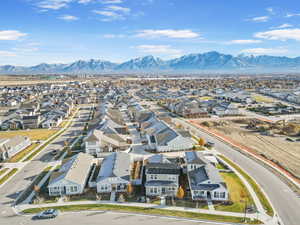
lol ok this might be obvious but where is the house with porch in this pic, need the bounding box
[144,154,180,197]
[48,153,93,196]
[185,151,228,201]
[96,152,131,193]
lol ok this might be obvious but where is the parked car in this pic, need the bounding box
[32,209,59,220]
[51,150,59,155]
[205,141,215,148]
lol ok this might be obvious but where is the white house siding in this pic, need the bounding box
[96,177,129,193]
[48,180,84,196]
[157,136,193,152]
[145,186,177,196]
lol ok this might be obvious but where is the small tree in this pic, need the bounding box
[198,137,206,146]
[127,183,134,196]
[118,194,125,203]
[176,186,185,199]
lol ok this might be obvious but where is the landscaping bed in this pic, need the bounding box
[0,168,18,185]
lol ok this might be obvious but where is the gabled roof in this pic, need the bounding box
[185,151,209,165]
[97,152,131,183]
[146,163,180,175]
[48,153,93,186]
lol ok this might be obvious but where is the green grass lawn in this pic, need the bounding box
[0,168,9,177]
[0,168,18,185]
[7,143,39,163]
[215,172,255,213]
[216,163,227,170]
[22,204,262,224]
[219,155,274,216]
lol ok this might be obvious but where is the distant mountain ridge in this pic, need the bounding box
[1,51,300,74]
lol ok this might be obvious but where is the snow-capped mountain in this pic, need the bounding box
[1,52,300,74]
[116,55,167,70]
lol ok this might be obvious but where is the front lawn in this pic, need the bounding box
[219,155,274,216]
[215,172,255,213]
[22,204,262,224]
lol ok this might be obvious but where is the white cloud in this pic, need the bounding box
[285,13,300,18]
[36,0,72,10]
[12,47,39,52]
[103,34,125,38]
[271,23,293,29]
[0,51,17,57]
[240,47,288,55]
[136,29,200,39]
[100,0,123,3]
[78,0,93,3]
[105,5,130,13]
[249,16,269,22]
[36,0,94,10]
[0,30,27,40]
[58,15,79,21]
[93,10,125,21]
[254,28,300,41]
[266,7,275,14]
[136,45,182,55]
[228,39,262,44]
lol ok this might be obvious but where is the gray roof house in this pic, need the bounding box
[48,153,93,196]
[96,152,131,193]
[185,151,228,201]
[144,154,180,197]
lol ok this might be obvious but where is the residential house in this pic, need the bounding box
[48,153,93,196]
[185,151,228,201]
[96,152,131,193]
[0,135,31,161]
[144,154,180,197]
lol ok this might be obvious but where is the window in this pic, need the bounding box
[214,192,219,198]
[220,192,226,198]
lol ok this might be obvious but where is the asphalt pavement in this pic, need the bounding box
[0,107,90,225]
[177,118,300,225]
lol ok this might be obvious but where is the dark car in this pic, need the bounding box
[32,209,59,220]
[205,141,215,148]
[51,150,59,156]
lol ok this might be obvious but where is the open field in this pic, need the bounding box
[201,119,300,178]
[7,143,39,163]
[22,204,261,224]
[216,172,255,212]
[0,129,58,140]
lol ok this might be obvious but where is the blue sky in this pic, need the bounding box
[1,0,300,66]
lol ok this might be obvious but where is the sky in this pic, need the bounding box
[1,0,300,66]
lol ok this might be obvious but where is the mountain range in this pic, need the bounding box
[1,51,300,74]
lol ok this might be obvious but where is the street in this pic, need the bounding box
[177,118,300,225]
[0,106,91,225]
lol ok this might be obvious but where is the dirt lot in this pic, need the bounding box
[203,119,300,178]
[0,129,58,140]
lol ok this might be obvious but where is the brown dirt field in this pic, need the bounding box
[213,121,300,177]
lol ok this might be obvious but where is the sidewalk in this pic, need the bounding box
[15,200,273,224]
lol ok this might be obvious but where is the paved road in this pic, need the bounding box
[178,119,300,225]
[1,211,227,225]
[0,107,90,225]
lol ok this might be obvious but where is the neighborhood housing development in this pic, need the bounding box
[0,76,299,225]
